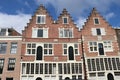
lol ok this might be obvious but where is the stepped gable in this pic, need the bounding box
[57,8,77,27]
[81,8,114,36]
[22,4,54,38]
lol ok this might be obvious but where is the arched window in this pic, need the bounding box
[107,73,114,80]
[36,46,43,60]
[98,43,104,55]
[68,46,74,60]
[65,77,70,80]
[36,77,42,80]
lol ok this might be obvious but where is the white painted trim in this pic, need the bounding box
[0,36,22,40]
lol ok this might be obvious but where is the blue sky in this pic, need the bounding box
[0,0,120,33]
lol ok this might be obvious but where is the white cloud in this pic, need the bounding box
[34,0,119,15]
[75,17,86,29]
[105,12,115,20]
[0,12,31,33]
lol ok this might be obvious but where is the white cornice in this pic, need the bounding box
[0,36,22,40]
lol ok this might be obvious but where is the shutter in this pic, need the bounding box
[43,28,48,38]
[32,28,37,38]
[101,28,106,35]
[91,28,97,36]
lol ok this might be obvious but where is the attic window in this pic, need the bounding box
[36,15,46,24]
[0,29,6,36]
[94,18,99,24]
[63,17,68,24]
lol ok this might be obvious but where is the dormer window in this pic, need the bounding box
[36,15,46,24]
[94,18,99,24]
[63,17,68,24]
[0,29,6,36]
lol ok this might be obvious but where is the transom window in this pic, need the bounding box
[10,42,17,54]
[36,15,46,24]
[0,42,7,54]
[63,17,68,24]
[32,28,48,38]
[8,58,16,71]
[59,28,73,38]
[44,44,53,55]
[27,43,36,54]
[87,57,120,72]
[63,44,79,55]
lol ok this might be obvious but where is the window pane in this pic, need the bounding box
[63,18,68,24]
[10,43,17,54]
[96,29,101,35]
[94,18,99,24]
[37,29,43,37]
[0,43,7,54]
[0,59,4,74]
[8,58,16,71]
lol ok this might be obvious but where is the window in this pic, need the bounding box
[74,44,78,54]
[98,72,105,76]
[59,28,73,38]
[0,43,7,54]
[94,18,99,24]
[8,58,16,71]
[89,42,97,52]
[63,44,79,55]
[0,28,6,36]
[10,43,17,54]
[89,73,96,77]
[63,17,68,24]
[32,28,48,38]
[44,44,53,55]
[63,44,67,54]
[36,15,46,24]
[104,41,112,51]
[27,43,36,54]
[6,78,13,80]
[91,28,105,36]
[96,28,101,35]
[0,59,4,74]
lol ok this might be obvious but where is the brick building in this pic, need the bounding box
[21,5,83,80]
[0,28,22,80]
[82,8,120,80]
[0,4,120,80]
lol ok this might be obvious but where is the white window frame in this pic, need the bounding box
[10,42,17,54]
[0,42,7,54]
[32,28,48,38]
[62,17,68,24]
[91,28,105,36]
[89,42,98,52]
[63,43,79,55]
[59,28,73,38]
[26,43,36,55]
[36,15,46,24]
[44,44,53,56]
[93,17,100,25]
[103,41,113,52]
